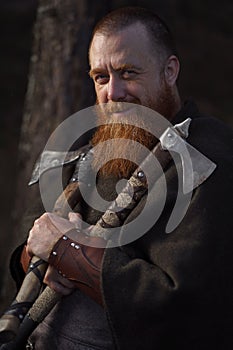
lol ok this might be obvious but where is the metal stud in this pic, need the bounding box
[70,177,78,183]
[51,159,59,166]
[62,235,68,240]
[81,153,86,161]
[137,170,144,179]
[52,251,57,256]
[75,244,80,250]
[26,339,34,350]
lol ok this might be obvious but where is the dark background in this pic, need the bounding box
[0,0,232,309]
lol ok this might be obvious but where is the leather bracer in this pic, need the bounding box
[20,245,31,273]
[48,231,105,305]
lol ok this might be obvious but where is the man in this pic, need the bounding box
[10,6,233,350]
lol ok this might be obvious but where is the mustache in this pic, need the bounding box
[103,101,129,112]
[96,101,138,117]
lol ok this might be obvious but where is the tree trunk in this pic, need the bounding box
[0,0,112,313]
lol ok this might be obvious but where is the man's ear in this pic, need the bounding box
[164,55,180,86]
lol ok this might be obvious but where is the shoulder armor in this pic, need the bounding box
[29,144,92,186]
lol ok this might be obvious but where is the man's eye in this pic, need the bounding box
[122,70,136,79]
[94,74,109,84]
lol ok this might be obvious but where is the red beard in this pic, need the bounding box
[91,81,177,178]
[91,122,156,178]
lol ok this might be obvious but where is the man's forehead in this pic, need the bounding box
[89,23,154,66]
[90,22,151,50]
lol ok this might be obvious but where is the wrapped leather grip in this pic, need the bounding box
[28,287,61,323]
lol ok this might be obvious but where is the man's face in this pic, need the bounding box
[89,22,178,177]
[89,22,173,118]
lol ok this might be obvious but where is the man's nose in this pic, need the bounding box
[107,76,127,101]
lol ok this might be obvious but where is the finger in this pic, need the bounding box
[46,280,74,296]
[44,267,75,295]
[68,212,82,230]
[34,219,39,226]
[57,273,75,289]
[34,213,50,227]
[45,212,76,235]
[44,266,75,288]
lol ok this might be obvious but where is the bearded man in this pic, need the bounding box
[8,6,233,350]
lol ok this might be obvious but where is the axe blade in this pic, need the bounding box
[179,141,217,194]
[160,121,217,194]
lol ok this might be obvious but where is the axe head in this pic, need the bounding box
[160,118,217,194]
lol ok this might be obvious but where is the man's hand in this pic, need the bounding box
[26,212,83,295]
[27,212,82,262]
[43,265,76,295]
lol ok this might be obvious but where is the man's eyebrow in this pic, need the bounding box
[117,64,139,70]
[88,68,106,78]
[89,64,142,77]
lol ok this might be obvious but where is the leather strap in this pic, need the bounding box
[48,231,105,305]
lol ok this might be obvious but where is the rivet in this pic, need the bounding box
[52,251,57,256]
[70,177,78,183]
[137,171,144,179]
[75,244,80,249]
[62,235,68,240]
[70,242,75,247]
[51,159,59,166]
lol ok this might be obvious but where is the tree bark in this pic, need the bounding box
[0,0,112,313]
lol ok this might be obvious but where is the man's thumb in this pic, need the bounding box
[68,212,82,229]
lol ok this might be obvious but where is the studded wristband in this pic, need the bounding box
[48,231,105,305]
